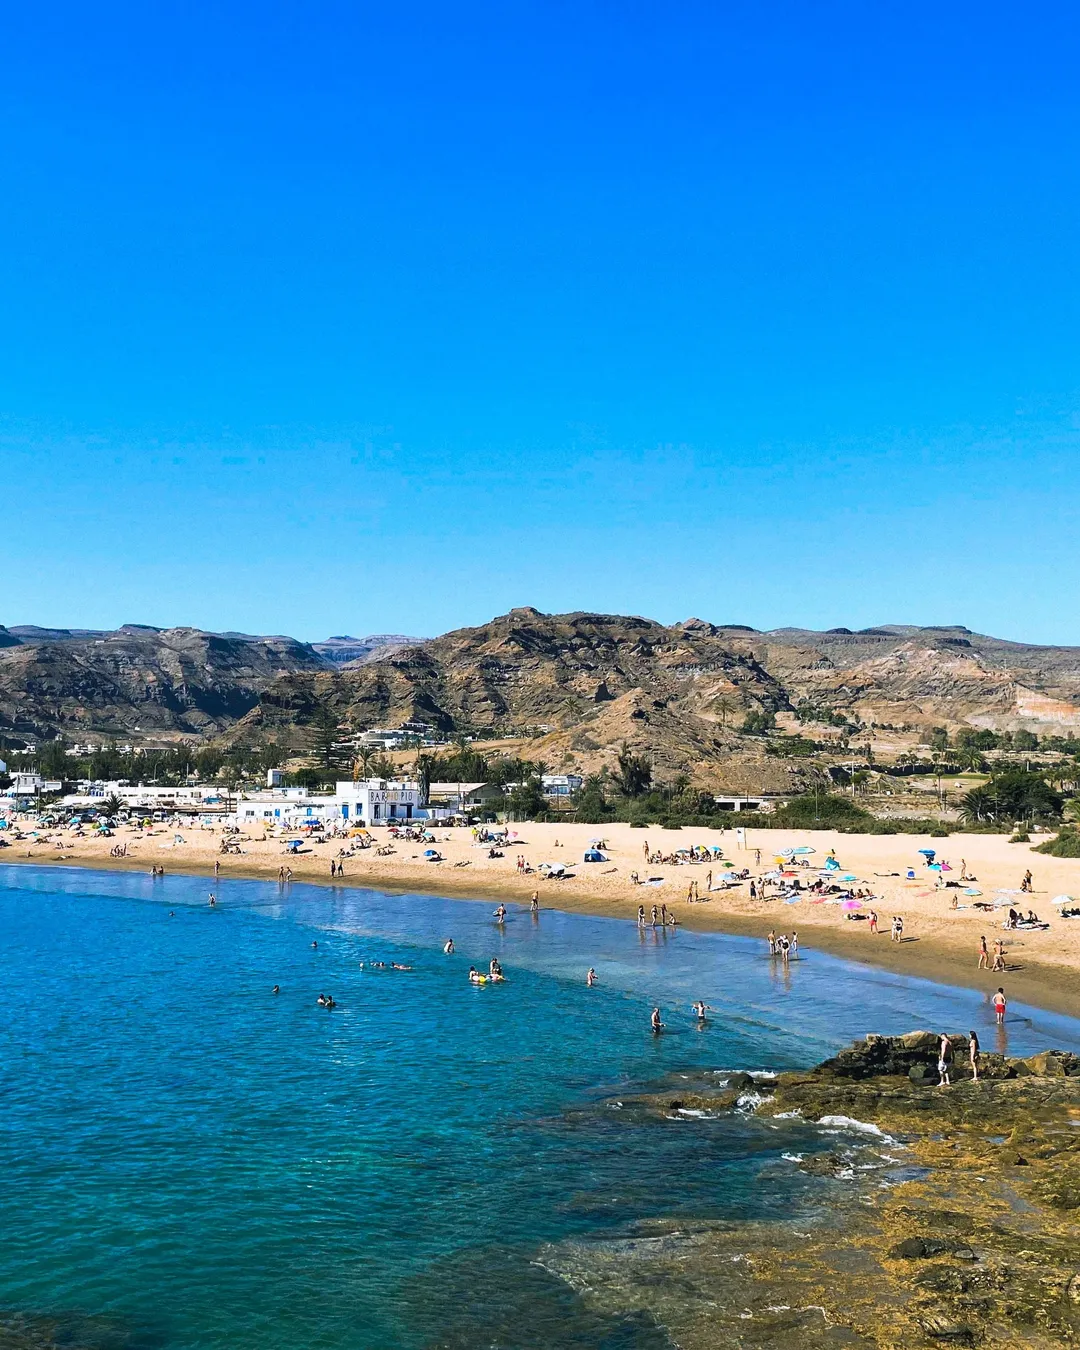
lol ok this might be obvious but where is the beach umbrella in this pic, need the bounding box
[792,846,815,855]
[1052,894,1073,906]
[778,847,798,857]
[839,873,857,881]
[423,849,439,857]
[963,888,982,896]
[917,849,936,857]
[843,899,862,909]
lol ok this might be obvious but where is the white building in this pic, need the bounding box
[427,782,503,814]
[230,779,425,830]
[541,773,583,798]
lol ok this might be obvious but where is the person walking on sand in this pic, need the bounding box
[969,1029,981,1081]
[705,870,712,892]
[214,859,220,879]
[754,848,761,866]
[978,935,989,970]
[993,987,1007,1024]
[937,1033,952,1088]
[868,909,878,934]
[1021,869,1033,894]
[643,840,650,861]
[992,939,1006,973]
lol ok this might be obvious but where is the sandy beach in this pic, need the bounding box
[7,818,1080,1017]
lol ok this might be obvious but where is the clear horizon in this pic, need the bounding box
[4,3,1079,643]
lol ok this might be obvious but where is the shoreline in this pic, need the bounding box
[7,834,1080,1022]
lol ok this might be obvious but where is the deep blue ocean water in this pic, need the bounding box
[3,864,1079,1349]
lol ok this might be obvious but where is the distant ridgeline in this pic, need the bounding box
[2,610,1080,801]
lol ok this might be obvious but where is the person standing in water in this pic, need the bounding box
[530,893,539,915]
[993,987,1007,1024]
[650,1007,664,1034]
[443,938,455,955]
[586,967,597,986]
[692,1000,711,1023]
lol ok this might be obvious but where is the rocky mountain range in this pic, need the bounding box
[3,613,1080,782]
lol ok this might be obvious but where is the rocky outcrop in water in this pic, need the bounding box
[537,1035,1080,1349]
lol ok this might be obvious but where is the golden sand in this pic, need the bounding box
[8,818,1080,1017]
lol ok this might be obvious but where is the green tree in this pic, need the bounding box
[958,786,997,824]
[414,753,434,805]
[572,775,614,824]
[611,745,653,798]
[507,777,545,820]
[37,739,71,779]
[310,710,346,772]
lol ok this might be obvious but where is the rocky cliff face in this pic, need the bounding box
[0,627,327,739]
[242,609,1080,741]
[6,609,1080,753]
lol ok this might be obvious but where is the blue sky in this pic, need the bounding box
[3,2,1079,643]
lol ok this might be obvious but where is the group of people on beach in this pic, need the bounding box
[636,903,679,930]
[766,930,797,961]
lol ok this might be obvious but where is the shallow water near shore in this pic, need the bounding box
[3,864,1080,1349]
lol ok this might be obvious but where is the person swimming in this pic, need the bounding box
[311,941,318,949]
[272,985,279,994]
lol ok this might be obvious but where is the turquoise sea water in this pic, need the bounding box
[3,864,1080,1349]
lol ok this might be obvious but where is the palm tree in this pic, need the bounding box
[716,697,735,730]
[414,753,433,805]
[958,785,997,824]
